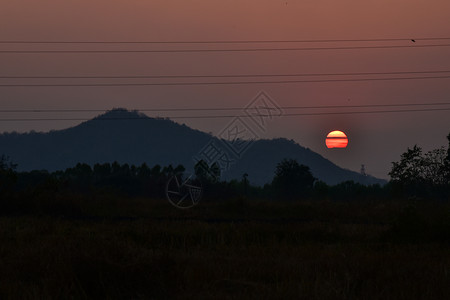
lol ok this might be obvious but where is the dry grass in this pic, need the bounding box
[0,196,448,299]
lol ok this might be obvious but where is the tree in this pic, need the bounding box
[194,160,209,181]
[162,164,174,177]
[242,173,249,196]
[174,164,186,175]
[422,147,447,185]
[272,158,315,200]
[194,160,220,182]
[389,145,425,185]
[389,134,450,199]
[445,133,450,183]
[0,155,17,193]
[209,162,221,180]
[389,144,448,186]
[151,164,161,178]
[136,163,151,179]
[94,163,111,178]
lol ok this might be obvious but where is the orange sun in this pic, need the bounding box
[326,130,348,148]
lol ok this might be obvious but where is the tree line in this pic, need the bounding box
[0,133,449,202]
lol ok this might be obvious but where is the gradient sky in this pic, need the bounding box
[1,0,450,179]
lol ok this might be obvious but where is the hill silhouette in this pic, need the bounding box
[0,108,385,186]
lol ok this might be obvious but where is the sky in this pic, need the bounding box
[1,0,450,179]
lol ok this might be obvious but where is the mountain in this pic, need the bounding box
[0,109,385,186]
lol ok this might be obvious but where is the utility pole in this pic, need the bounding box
[360,164,366,176]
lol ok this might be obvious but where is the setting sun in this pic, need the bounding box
[326,130,348,149]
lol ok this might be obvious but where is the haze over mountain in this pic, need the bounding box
[0,109,385,186]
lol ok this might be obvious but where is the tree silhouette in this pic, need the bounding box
[242,173,249,196]
[151,164,162,178]
[389,145,425,185]
[209,162,221,180]
[137,163,151,179]
[174,164,186,175]
[390,145,447,186]
[94,163,111,178]
[272,158,315,200]
[447,133,450,160]
[0,155,17,193]
[194,160,220,182]
[389,134,450,199]
[445,133,450,183]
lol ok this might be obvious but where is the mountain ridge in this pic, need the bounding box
[0,108,386,186]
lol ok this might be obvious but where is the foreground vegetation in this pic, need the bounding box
[0,195,449,299]
[0,133,448,298]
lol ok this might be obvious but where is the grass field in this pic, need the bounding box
[0,196,449,299]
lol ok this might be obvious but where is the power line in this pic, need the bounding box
[1,70,450,79]
[0,107,448,122]
[1,75,450,87]
[1,102,450,113]
[282,102,450,110]
[1,44,450,54]
[1,37,450,44]
[281,107,450,117]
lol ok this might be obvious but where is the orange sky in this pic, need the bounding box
[1,0,450,179]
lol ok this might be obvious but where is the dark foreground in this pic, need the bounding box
[0,196,449,299]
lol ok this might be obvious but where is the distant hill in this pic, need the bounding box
[0,109,385,186]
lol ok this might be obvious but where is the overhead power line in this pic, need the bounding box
[1,75,450,87]
[1,102,450,113]
[0,107,449,122]
[1,37,450,44]
[1,70,450,79]
[1,44,450,54]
